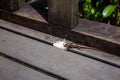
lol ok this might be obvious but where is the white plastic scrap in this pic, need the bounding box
[53,39,68,50]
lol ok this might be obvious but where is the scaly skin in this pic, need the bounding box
[64,42,98,50]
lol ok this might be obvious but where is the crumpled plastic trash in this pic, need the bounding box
[53,39,67,50]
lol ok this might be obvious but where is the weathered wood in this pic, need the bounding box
[0,7,120,56]
[13,3,47,23]
[0,3,120,56]
[0,28,120,80]
[48,0,78,29]
[0,0,19,11]
[0,19,120,67]
[0,56,57,80]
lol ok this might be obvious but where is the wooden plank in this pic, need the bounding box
[48,0,78,28]
[0,19,120,67]
[13,3,47,23]
[0,28,120,80]
[0,2,120,56]
[0,0,19,11]
[0,8,120,56]
[0,56,57,80]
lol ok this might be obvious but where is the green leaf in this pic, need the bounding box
[85,0,91,3]
[118,12,120,17]
[83,3,92,12]
[113,0,118,4]
[95,12,100,18]
[91,8,95,14]
[102,5,116,18]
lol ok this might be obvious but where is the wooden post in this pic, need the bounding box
[48,0,78,29]
[0,0,19,12]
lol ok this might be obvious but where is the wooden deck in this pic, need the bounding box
[1,3,120,55]
[0,1,120,80]
[0,56,57,80]
[0,20,120,80]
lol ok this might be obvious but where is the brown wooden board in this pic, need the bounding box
[0,19,120,68]
[48,0,78,28]
[0,3,120,56]
[0,28,120,80]
[13,3,47,23]
[0,56,57,80]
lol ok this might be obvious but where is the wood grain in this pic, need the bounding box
[0,3,120,56]
[0,56,57,80]
[48,0,78,29]
[0,28,120,80]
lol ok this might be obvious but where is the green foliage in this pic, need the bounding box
[113,0,118,3]
[118,12,120,17]
[18,0,120,26]
[102,5,116,18]
[79,0,120,26]
[18,0,29,3]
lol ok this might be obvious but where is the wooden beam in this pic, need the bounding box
[0,55,57,80]
[0,29,120,80]
[0,4,120,56]
[1,19,120,67]
[0,0,19,11]
[48,0,78,29]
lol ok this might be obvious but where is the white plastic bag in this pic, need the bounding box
[53,39,67,50]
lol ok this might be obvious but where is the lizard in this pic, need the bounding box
[64,42,99,51]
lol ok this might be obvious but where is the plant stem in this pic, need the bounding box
[109,0,113,4]
[115,0,120,25]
